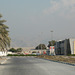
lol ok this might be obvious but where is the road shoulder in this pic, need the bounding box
[37,55,75,66]
[0,57,7,64]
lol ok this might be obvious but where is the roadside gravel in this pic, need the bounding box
[0,57,7,64]
[37,55,75,65]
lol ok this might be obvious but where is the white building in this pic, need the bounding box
[55,38,75,55]
[0,51,7,56]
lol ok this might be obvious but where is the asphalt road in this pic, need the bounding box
[0,57,75,75]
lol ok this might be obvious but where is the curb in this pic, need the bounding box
[37,57,75,66]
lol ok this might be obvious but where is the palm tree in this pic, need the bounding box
[0,14,10,52]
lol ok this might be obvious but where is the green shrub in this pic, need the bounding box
[68,54,75,56]
[7,54,37,56]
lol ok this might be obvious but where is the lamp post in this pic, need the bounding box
[51,30,53,46]
[41,32,43,50]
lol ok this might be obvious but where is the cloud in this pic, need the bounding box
[43,0,75,18]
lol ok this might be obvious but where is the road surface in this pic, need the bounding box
[0,57,75,75]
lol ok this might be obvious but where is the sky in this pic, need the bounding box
[0,0,75,47]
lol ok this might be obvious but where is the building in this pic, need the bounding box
[55,38,75,55]
[16,47,47,55]
[0,51,7,56]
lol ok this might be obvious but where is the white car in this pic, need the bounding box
[32,53,41,55]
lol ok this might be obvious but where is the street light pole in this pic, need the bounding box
[41,32,43,50]
[51,30,53,46]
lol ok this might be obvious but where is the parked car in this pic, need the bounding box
[32,53,41,55]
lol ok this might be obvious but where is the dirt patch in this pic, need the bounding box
[0,57,7,62]
[37,55,75,64]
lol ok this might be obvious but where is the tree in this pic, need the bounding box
[9,48,17,52]
[17,48,23,52]
[0,14,10,51]
[35,44,47,50]
[9,48,23,53]
[47,40,56,47]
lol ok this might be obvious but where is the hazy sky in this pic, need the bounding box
[0,0,75,47]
